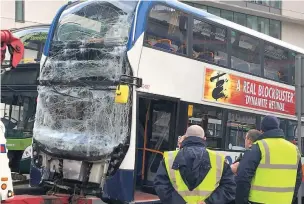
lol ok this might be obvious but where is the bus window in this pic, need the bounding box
[189,104,223,148]
[192,19,228,67]
[231,30,261,76]
[145,5,188,55]
[226,111,256,150]
[264,43,290,83]
[20,32,47,64]
[286,120,297,141]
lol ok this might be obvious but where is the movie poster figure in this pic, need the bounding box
[210,72,228,101]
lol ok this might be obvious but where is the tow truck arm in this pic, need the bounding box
[1,30,24,69]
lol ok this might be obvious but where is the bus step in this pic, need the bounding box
[134,191,161,204]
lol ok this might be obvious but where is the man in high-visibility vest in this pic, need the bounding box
[235,115,302,204]
[154,125,236,204]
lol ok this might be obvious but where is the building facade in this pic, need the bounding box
[0,0,66,29]
[184,0,304,48]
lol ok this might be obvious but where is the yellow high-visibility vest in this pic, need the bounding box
[163,149,225,204]
[249,138,301,204]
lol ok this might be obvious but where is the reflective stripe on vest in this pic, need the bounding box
[258,140,300,170]
[249,138,300,204]
[164,149,225,199]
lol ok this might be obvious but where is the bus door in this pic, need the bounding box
[136,96,178,192]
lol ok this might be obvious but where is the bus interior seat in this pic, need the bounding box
[153,39,176,52]
[146,18,185,51]
[197,51,214,62]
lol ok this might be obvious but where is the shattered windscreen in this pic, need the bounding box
[34,0,137,159]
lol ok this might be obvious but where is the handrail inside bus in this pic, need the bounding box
[138,148,163,156]
[141,101,151,180]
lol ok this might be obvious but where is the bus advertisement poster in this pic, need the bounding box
[203,67,295,116]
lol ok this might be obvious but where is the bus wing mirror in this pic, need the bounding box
[115,85,129,104]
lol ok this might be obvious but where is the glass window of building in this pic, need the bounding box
[195,4,207,10]
[231,30,261,75]
[247,15,258,31]
[269,20,281,39]
[15,0,25,22]
[221,10,233,21]
[226,111,256,150]
[264,43,290,83]
[248,0,281,9]
[207,7,221,16]
[145,5,188,55]
[234,12,246,26]
[192,19,228,66]
[258,17,269,35]
[269,0,281,9]
[190,3,282,39]
[189,104,223,148]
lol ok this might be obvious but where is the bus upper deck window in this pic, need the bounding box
[230,30,261,76]
[145,5,188,55]
[264,43,294,84]
[192,19,228,67]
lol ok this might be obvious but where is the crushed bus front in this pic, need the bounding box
[30,0,139,198]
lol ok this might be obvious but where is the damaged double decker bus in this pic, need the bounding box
[31,0,304,203]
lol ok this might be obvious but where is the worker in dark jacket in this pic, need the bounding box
[231,129,261,174]
[235,115,302,204]
[154,125,236,204]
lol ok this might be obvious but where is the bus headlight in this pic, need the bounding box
[7,190,13,197]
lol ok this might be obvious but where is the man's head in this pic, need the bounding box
[245,129,261,148]
[178,125,206,148]
[261,115,280,133]
[185,125,206,139]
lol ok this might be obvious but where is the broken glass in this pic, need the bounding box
[34,0,137,159]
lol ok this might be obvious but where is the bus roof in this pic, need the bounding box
[46,0,304,55]
[165,0,304,54]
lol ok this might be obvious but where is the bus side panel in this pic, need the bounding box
[136,45,297,121]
